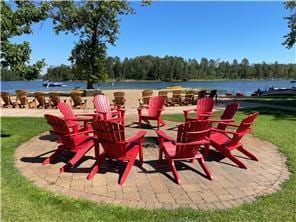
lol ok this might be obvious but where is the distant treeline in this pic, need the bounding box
[2,56,296,81]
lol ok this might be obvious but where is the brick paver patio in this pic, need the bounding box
[15,116,290,210]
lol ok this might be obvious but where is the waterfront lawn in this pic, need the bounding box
[2,110,295,221]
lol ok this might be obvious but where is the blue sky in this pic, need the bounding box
[12,1,296,68]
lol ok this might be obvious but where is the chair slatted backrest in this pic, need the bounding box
[175,121,211,158]
[44,114,76,149]
[49,92,60,107]
[113,91,125,106]
[148,96,165,117]
[217,103,240,130]
[70,91,83,106]
[16,90,28,106]
[196,97,215,119]
[93,95,112,120]
[141,89,153,105]
[229,112,259,147]
[34,92,46,106]
[172,90,182,98]
[58,102,77,126]
[92,120,126,158]
[1,92,12,106]
[209,90,217,98]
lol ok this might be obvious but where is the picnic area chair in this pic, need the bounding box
[158,90,168,106]
[182,89,194,105]
[138,96,166,130]
[1,92,16,108]
[15,90,34,108]
[93,94,125,125]
[70,90,87,109]
[48,92,61,109]
[113,91,126,108]
[157,120,212,184]
[33,92,50,109]
[209,90,218,103]
[198,90,207,99]
[43,114,94,172]
[207,112,259,169]
[58,102,95,133]
[167,90,182,106]
[138,89,153,106]
[87,120,146,185]
[183,97,215,122]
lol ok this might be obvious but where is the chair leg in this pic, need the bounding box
[138,117,142,129]
[237,146,258,161]
[160,117,166,126]
[158,147,163,164]
[119,157,137,185]
[204,144,210,158]
[197,157,212,180]
[168,159,181,184]
[87,154,105,180]
[42,145,63,165]
[224,150,247,169]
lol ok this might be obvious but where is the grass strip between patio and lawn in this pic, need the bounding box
[1,107,295,221]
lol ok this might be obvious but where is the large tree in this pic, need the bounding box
[283,1,296,49]
[1,1,49,80]
[51,1,139,89]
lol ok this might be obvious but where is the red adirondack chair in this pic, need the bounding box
[157,120,212,184]
[87,120,146,185]
[138,96,166,130]
[207,112,259,169]
[58,102,95,133]
[183,97,215,122]
[93,95,125,125]
[43,114,94,172]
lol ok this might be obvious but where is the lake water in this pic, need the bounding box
[1,80,294,95]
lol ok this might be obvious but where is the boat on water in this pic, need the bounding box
[43,81,65,87]
[254,87,296,96]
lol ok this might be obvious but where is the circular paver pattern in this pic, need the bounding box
[15,118,290,210]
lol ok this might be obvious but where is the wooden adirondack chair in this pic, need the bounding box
[138,89,153,106]
[198,90,207,99]
[183,97,215,122]
[16,90,34,108]
[87,120,146,185]
[43,114,94,172]
[157,120,212,184]
[93,94,125,125]
[138,96,166,130]
[70,91,87,109]
[48,92,61,109]
[182,89,194,105]
[33,92,50,109]
[207,112,259,169]
[167,90,182,106]
[1,92,16,108]
[209,90,218,103]
[113,91,126,108]
[58,102,95,133]
[158,90,168,106]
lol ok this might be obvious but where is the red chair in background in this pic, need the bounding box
[183,97,215,122]
[87,120,146,185]
[58,102,96,133]
[157,120,212,184]
[138,96,166,130]
[43,114,94,172]
[207,112,259,169]
[93,95,125,125]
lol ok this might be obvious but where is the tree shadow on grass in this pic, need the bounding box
[239,107,296,121]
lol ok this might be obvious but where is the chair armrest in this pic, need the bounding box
[211,128,238,135]
[218,122,240,127]
[156,130,174,142]
[198,113,214,117]
[175,140,209,146]
[76,113,97,117]
[209,118,235,123]
[126,130,146,143]
[183,108,196,114]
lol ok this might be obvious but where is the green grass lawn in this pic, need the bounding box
[1,109,296,221]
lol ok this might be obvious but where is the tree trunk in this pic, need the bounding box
[87,79,94,89]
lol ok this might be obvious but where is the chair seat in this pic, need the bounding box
[163,141,203,159]
[209,132,230,147]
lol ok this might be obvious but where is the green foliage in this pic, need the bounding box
[1,1,50,80]
[45,64,74,81]
[103,56,296,81]
[283,1,296,49]
[51,1,135,89]
[2,109,296,221]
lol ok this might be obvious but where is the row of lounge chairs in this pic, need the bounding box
[43,94,259,185]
